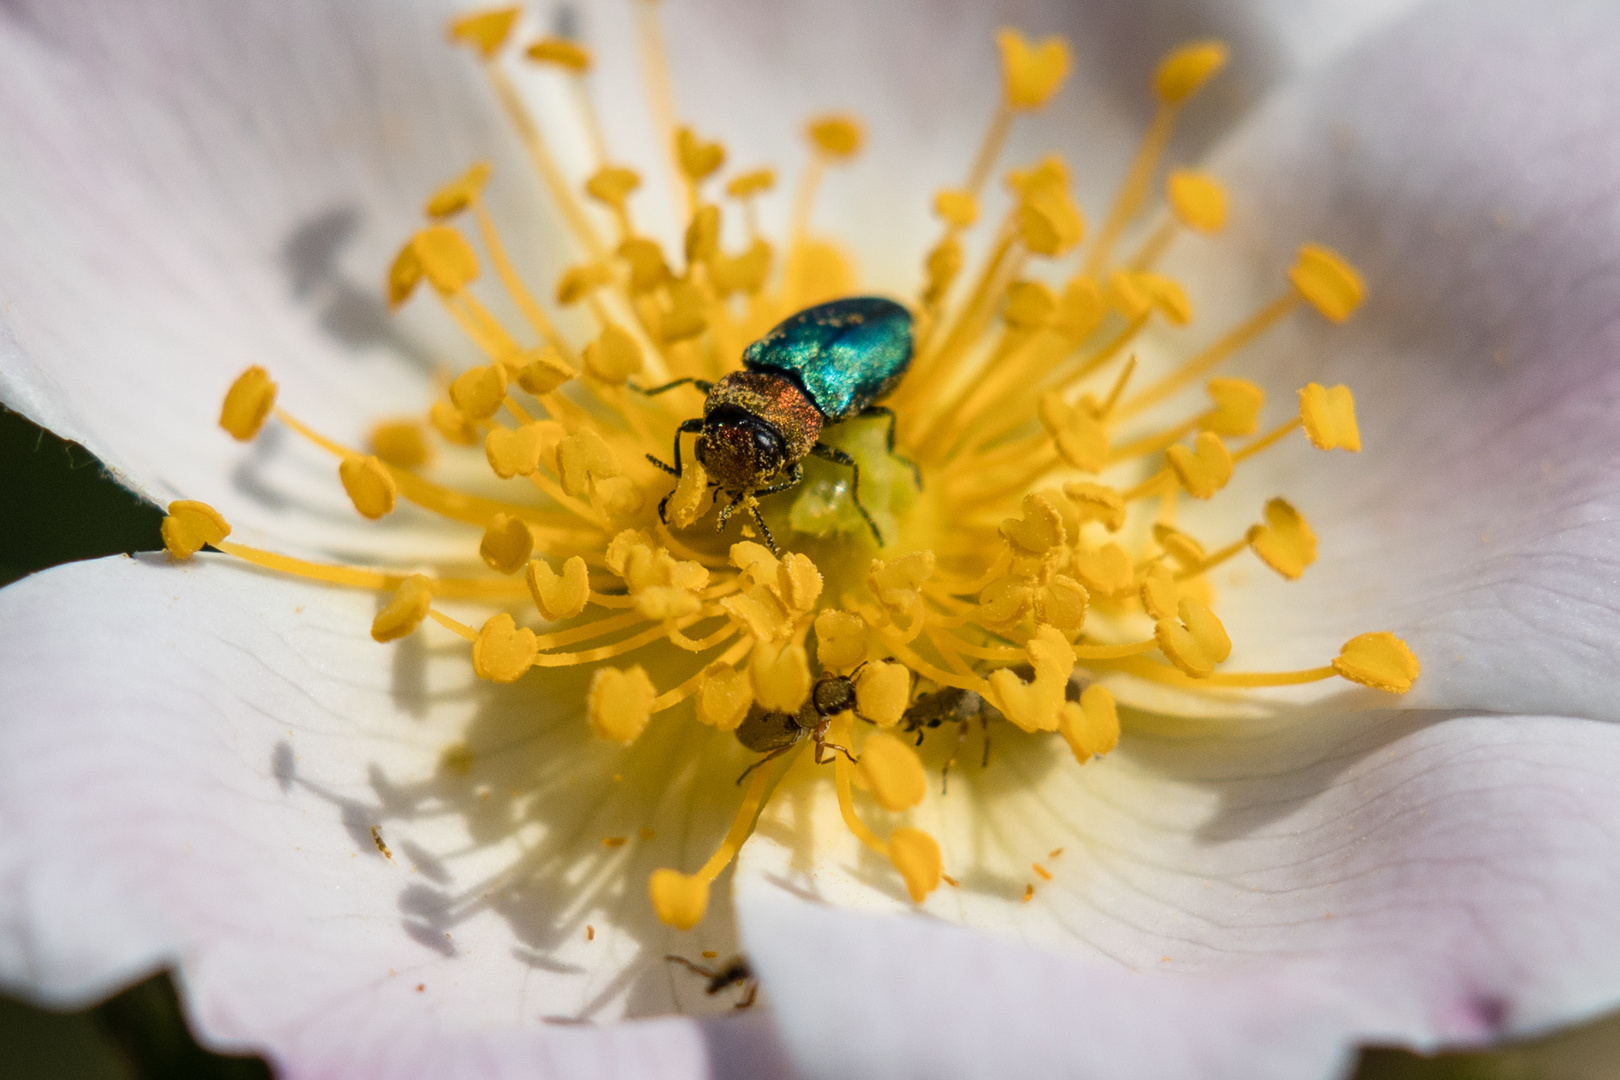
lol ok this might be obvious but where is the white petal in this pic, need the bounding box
[0,554,795,1076]
[1137,0,1620,721]
[0,0,558,557]
[738,707,1620,1079]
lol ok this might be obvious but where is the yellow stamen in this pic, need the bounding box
[1085,40,1227,276]
[219,367,277,441]
[339,456,397,520]
[472,613,538,682]
[1299,383,1362,451]
[807,113,864,159]
[525,37,591,71]
[1334,632,1421,693]
[588,665,657,743]
[855,661,912,726]
[161,500,230,561]
[371,575,434,643]
[1247,498,1317,580]
[650,760,775,929]
[857,733,928,812]
[370,419,431,469]
[480,513,534,574]
[1117,292,1300,420]
[1059,684,1119,762]
[447,8,521,59]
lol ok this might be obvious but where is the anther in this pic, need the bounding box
[934,189,978,229]
[480,513,534,574]
[525,37,591,71]
[219,367,277,441]
[676,127,726,185]
[887,827,943,903]
[1290,244,1365,323]
[855,661,911,726]
[484,423,545,478]
[858,733,928,812]
[526,556,590,621]
[1167,170,1227,233]
[585,165,641,210]
[339,456,398,520]
[447,7,522,59]
[449,362,508,421]
[372,575,434,643]
[1166,431,1233,498]
[582,324,645,385]
[1299,383,1362,451]
[370,419,431,469]
[471,613,538,683]
[515,349,577,395]
[413,225,480,295]
[1334,632,1421,693]
[814,610,869,671]
[695,662,752,729]
[425,161,493,219]
[750,640,812,713]
[1059,684,1119,762]
[1201,378,1264,437]
[996,30,1072,110]
[1247,498,1317,579]
[726,169,777,199]
[1153,40,1228,106]
[588,665,657,743]
[807,114,865,159]
[1154,598,1232,678]
[161,499,230,561]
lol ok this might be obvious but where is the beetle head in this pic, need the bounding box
[696,406,787,492]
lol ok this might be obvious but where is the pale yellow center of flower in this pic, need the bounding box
[170,12,1422,930]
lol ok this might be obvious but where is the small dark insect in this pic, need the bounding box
[665,954,758,1009]
[641,296,920,554]
[902,687,999,792]
[903,669,1090,792]
[732,667,891,783]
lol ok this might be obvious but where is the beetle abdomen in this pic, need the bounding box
[741,296,913,421]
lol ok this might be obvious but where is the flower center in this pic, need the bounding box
[174,5,1421,934]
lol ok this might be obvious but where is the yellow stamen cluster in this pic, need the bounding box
[170,13,1422,932]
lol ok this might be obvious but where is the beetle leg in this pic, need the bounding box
[810,443,883,546]
[647,417,705,479]
[633,377,714,396]
[665,954,720,980]
[735,740,797,785]
[715,490,747,529]
[859,405,922,490]
[650,418,707,525]
[749,461,803,499]
[940,718,972,795]
[811,721,859,766]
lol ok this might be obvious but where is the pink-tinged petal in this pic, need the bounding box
[1155,0,1620,721]
[0,554,794,1078]
[738,706,1620,1079]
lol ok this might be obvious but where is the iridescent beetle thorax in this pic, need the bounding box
[698,370,823,489]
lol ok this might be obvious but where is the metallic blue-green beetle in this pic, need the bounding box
[642,296,919,552]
